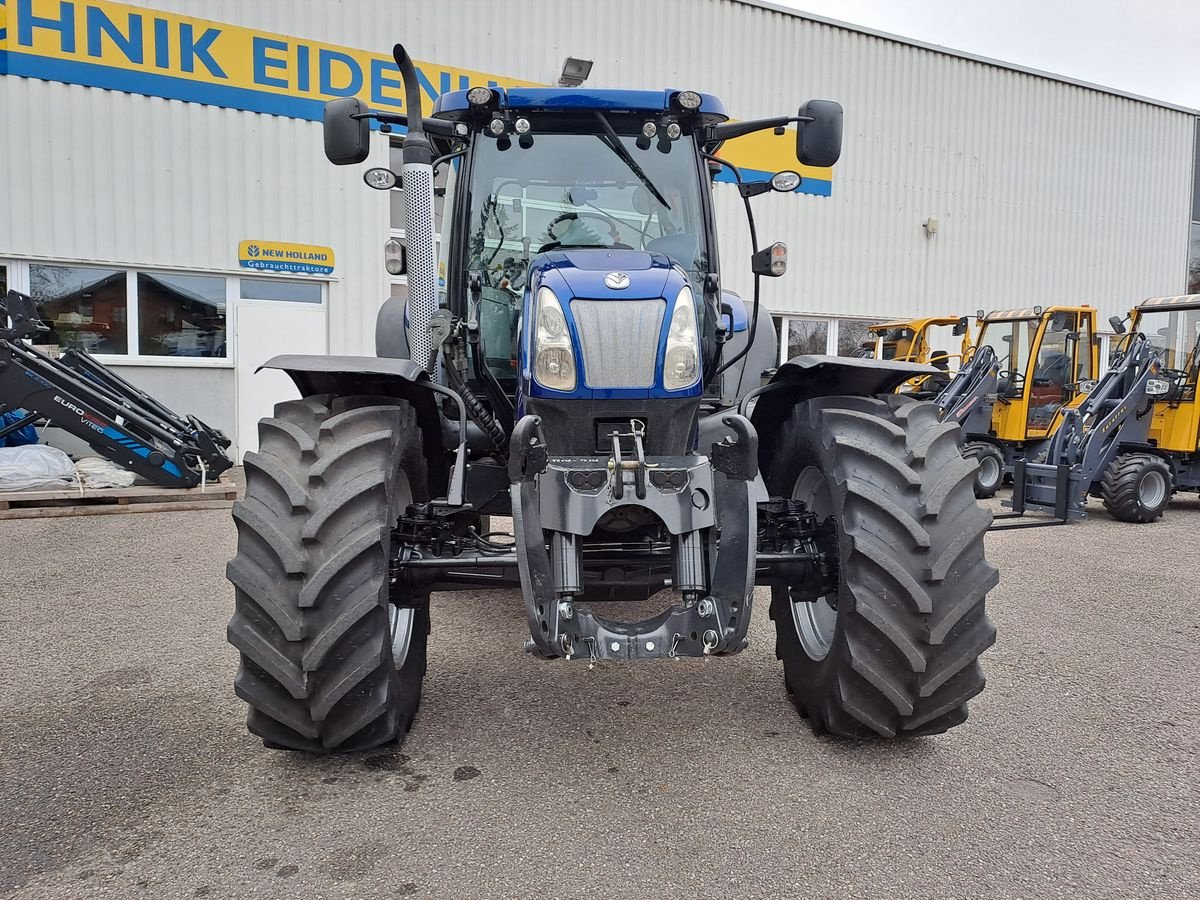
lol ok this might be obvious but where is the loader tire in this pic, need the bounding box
[766,395,998,738]
[227,394,429,753]
[963,441,1004,499]
[1099,452,1171,523]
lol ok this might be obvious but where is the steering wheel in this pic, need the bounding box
[998,369,1025,396]
[538,211,634,253]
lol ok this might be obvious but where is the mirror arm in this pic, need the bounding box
[707,115,813,144]
[350,110,460,139]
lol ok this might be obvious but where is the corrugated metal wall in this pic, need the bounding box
[2,0,1194,354]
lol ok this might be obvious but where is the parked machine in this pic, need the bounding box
[0,290,232,487]
[1096,294,1200,517]
[958,305,1100,497]
[865,315,973,394]
[992,329,1168,526]
[225,45,998,753]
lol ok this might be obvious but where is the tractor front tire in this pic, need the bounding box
[963,441,1005,499]
[227,394,429,753]
[766,395,998,738]
[1099,452,1172,523]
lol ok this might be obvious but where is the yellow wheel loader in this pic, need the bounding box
[957,305,1100,498]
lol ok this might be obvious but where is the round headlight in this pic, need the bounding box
[363,167,398,190]
[488,117,507,136]
[666,122,682,140]
[642,121,658,138]
[676,90,702,110]
[770,170,802,192]
[467,86,494,107]
[514,117,531,135]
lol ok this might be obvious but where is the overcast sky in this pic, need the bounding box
[776,0,1199,109]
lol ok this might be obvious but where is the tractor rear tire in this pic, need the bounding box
[227,394,429,753]
[963,441,1004,499]
[1099,452,1172,523]
[766,395,998,738]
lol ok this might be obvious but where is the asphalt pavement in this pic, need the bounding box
[1,492,1198,898]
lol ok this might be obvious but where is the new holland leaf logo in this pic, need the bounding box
[246,244,261,257]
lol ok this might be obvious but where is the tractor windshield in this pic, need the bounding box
[462,123,710,294]
[1135,306,1200,373]
[978,318,1036,378]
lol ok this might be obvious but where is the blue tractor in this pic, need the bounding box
[226,45,998,753]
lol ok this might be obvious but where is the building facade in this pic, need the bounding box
[2,0,1197,455]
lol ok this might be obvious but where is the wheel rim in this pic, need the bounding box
[789,465,838,661]
[389,605,415,669]
[1138,469,1167,509]
[978,453,1001,489]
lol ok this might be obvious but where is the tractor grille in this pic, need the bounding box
[569,298,665,388]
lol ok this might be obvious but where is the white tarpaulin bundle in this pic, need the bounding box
[74,456,137,489]
[0,444,76,491]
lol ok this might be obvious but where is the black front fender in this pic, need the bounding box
[749,354,936,478]
[259,353,448,491]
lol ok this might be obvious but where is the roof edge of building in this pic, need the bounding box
[734,0,1200,117]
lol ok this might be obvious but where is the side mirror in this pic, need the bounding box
[796,99,842,167]
[1109,315,1127,334]
[952,316,968,336]
[324,97,371,165]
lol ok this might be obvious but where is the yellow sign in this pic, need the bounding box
[239,240,334,276]
[0,0,832,193]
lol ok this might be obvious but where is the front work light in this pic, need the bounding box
[534,287,576,391]
[364,167,398,190]
[676,90,702,110]
[467,86,495,107]
[770,170,802,192]
[1145,378,1171,396]
[664,287,701,391]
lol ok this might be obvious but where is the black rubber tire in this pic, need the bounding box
[1099,452,1172,523]
[765,395,998,738]
[227,394,429,753]
[962,441,1005,499]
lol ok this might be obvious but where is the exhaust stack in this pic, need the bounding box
[392,44,439,372]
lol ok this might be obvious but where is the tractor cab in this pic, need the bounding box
[427,88,726,429]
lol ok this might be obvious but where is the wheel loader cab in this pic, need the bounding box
[1129,296,1200,452]
[973,306,1098,442]
[868,315,972,393]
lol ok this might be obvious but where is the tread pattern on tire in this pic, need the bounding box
[227,394,428,753]
[767,395,998,739]
[1098,451,1172,523]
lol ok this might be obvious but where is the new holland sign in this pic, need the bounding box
[239,240,334,276]
[0,0,835,195]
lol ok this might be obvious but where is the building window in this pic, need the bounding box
[836,318,882,356]
[29,263,129,354]
[1190,222,1200,294]
[788,319,828,357]
[138,271,227,358]
[241,277,323,303]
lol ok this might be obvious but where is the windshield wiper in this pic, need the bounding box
[592,111,671,210]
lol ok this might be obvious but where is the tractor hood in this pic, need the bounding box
[519,248,701,404]
[536,249,674,299]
